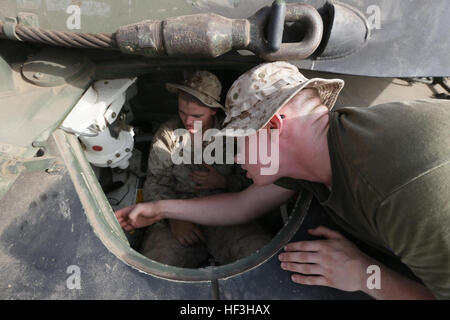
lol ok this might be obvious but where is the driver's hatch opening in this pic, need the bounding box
[69,69,302,278]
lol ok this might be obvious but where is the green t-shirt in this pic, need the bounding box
[274,99,450,299]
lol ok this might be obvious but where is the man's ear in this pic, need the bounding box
[210,108,217,116]
[266,114,283,132]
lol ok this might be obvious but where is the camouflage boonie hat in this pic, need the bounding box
[221,62,345,136]
[166,70,225,111]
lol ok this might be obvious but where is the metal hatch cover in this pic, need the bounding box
[22,48,91,87]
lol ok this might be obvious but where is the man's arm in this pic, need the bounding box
[361,258,435,300]
[142,132,178,202]
[224,164,253,192]
[278,226,436,300]
[115,183,296,230]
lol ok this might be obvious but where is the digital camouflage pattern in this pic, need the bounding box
[222,61,345,134]
[140,220,273,268]
[143,115,251,202]
[166,70,225,111]
[141,114,272,267]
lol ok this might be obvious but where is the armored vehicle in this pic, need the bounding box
[0,0,449,299]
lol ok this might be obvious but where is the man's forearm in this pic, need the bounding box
[155,184,296,226]
[156,192,250,226]
[362,258,436,300]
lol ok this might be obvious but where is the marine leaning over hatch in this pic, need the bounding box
[116,62,450,299]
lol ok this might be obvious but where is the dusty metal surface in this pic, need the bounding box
[4,2,321,60]
[1,0,449,76]
[0,135,213,299]
[1,2,323,60]
[0,44,94,199]
[313,1,370,60]
[53,127,317,282]
[295,0,450,77]
[0,45,94,148]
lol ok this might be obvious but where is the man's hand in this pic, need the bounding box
[169,220,206,247]
[278,226,371,292]
[115,203,162,231]
[278,225,436,299]
[117,184,295,228]
[191,164,226,190]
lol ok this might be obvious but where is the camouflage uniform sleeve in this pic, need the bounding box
[224,164,253,192]
[142,125,178,202]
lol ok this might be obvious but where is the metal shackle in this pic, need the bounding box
[248,3,324,61]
